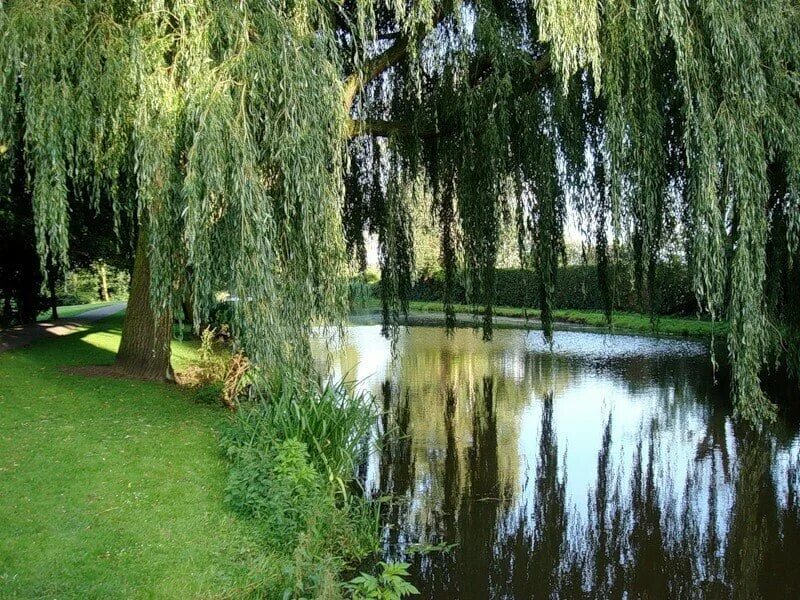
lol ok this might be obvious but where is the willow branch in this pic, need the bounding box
[347,50,552,139]
[342,1,455,112]
[343,39,412,111]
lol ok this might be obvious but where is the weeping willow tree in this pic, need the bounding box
[0,0,798,424]
[342,0,800,425]
[0,0,368,378]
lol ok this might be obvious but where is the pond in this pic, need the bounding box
[318,326,800,598]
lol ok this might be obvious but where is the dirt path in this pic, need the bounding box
[0,302,126,354]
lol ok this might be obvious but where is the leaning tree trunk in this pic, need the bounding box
[115,222,174,381]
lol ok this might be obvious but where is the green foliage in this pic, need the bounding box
[57,267,129,306]
[408,301,722,338]
[225,437,337,541]
[344,0,800,424]
[179,327,230,389]
[220,371,381,597]
[411,262,696,316]
[344,562,420,600]
[0,0,360,369]
[536,0,602,89]
[596,0,800,421]
[232,371,377,485]
[350,274,376,311]
[207,299,235,330]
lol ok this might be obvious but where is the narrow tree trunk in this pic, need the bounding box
[16,244,42,324]
[2,295,12,327]
[98,261,110,302]
[48,271,58,320]
[115,222,174,381]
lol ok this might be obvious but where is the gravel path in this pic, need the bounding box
[0,302,126,354]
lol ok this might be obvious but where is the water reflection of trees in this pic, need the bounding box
[318,326,799,597]
[377,384,800,598]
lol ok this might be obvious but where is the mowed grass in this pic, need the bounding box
[0,314,268,599]
[407,301,727,338]
[37,301,120,322]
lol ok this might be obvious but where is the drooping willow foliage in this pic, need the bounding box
[1,0,799,423]
[343,0,800,424]
[0,0,424,367]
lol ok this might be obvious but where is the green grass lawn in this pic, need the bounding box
[0,314,270,599]
[37,301,121,322]
[406,301,727,338]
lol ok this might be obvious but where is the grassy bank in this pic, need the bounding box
[406,301,726,338]
[0,314,272,598]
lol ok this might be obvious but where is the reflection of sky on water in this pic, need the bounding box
[314,325,800,598]
[315,325,797,512]
[519,328,708,360]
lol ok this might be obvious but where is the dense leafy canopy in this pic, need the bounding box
[1,0,798,423]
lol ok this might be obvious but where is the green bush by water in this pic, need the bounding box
[233,371,377,484]
[344,562,420,599]
[220,371,382,598]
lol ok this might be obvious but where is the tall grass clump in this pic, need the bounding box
[220,369,381,598]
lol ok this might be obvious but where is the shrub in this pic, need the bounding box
[57,266,129,305]
[240,371,377,485]
[227,437,335,540]
[220,370,382,598]
[178,327,230,389]
[350,275,374,311]
[363,268,381,285]
[207,299,235,330]
[344,562,420,599]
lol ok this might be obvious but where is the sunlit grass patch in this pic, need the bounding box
[0,315,268,598]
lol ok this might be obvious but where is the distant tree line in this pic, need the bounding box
[411,259,696,317]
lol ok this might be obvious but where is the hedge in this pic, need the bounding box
[410,262,698,316]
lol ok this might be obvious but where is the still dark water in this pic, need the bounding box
[318,326,800,599]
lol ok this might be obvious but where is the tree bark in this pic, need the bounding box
[48,269,58,320]
[115,221,174,381]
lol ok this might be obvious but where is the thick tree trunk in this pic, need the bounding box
[115,222,174,381]
[98,261,110,302]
